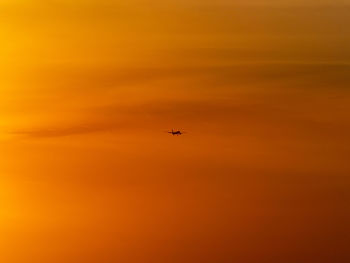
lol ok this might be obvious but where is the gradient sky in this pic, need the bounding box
[1,1,350,262]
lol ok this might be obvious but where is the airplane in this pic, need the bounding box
[167,129,184,136]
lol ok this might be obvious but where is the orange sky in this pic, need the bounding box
[1,1,350,262]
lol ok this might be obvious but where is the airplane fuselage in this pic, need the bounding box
[168,130,182,136]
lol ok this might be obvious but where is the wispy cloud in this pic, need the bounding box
[10,95,350,141]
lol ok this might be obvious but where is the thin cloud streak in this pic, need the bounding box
[9,96,350,141]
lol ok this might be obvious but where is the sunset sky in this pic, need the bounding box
[1,0,350,262]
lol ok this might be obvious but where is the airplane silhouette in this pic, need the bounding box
[167,129,184,136]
